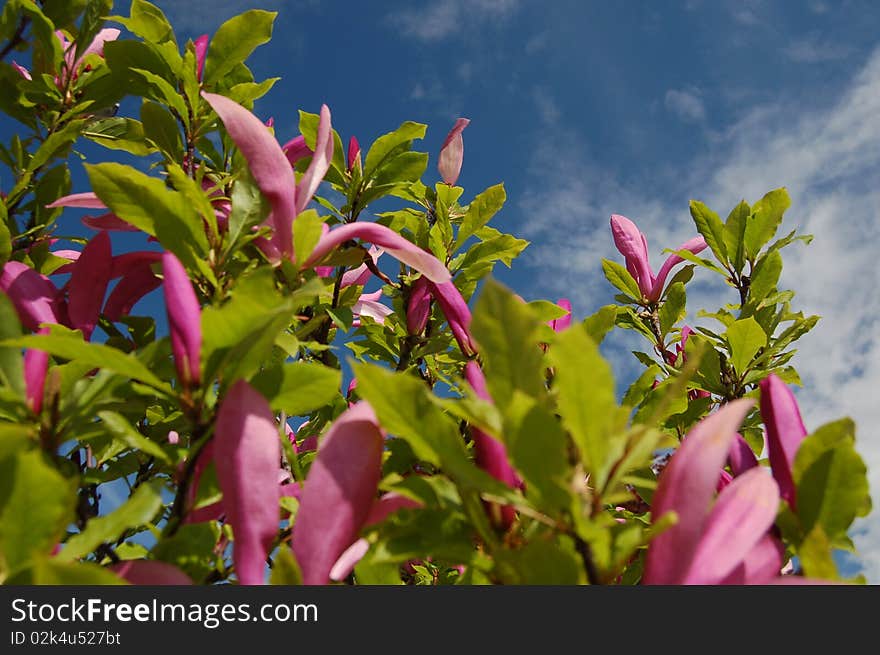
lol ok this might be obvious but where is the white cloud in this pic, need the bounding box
[783,33,853,63]
[665,88,707,123]
[519,47,880,581]
[389,0,520,42]
[532,87,561,126]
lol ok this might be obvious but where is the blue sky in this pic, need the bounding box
[6,0,880,580]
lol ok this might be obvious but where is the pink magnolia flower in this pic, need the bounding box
[759,374,808,509]
[438,118,470,186]
[406,276,432,335]
[66,230,112,340]
[339,246,383,289]
[194,34,209,82]
[161,253,201,387]
[644,399,789,584]
[53,28,121,87]
[203,92,333,260]
[23,333,49,414]
[347,136,361,173]
[214,380,281,585]
[304,223,451,284]
[291,402,385,585]
[352,290,393,327]
[610,214,707,302]
[427,279,476,356]
[110,560,193,585]
[464,361,521,530]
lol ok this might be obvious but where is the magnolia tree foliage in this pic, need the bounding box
[0,1,872,586]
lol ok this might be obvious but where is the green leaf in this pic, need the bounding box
[83,116,156,156]
[364,121,427,176]
[225,168,269,254]
[793,418,871,542]
[27,119,86,173]
[725,317,766,375]
[744,188,790,260]
[251,361,341,416]
[601,258,642,301]
[455,184,506,249]
[497,537,583,584]
[723,200,750,273]
[7,558,126,585]
[58,481,164,562]
[292,209,324,266]
[0,293,24,397]
[96,411,171,463]
[85,162,209,273]
[504,393,571,514]
[270,548,303,585]
[141,100,182,157]
[1,332,173,394]
[372,151,429,187]
[689,199,728,265]
[748,250,783,304]
[124,0,176,44]
[129,67,188,120]
[204,10,276,86]
[658,282,686,336]
[583,305,617,345]
[470,279,545,407]
[797,525,839,580]
[104,39,175,89]
[0,451,76,575]
[548,324,626,490]
[152,523,220,583]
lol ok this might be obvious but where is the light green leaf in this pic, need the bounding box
[58,481,164,562]
[293,209,325,267]
[583,305,618,345]
[270,548,303,585]
[0,292,24,397]
[83,116,156,157]
[601,258,642,301]
[725,317,767,375]
[723,200,750,273]
[748,250,783,304]
[455,183,506,249]
[97,411,171,463]
[7,558,126,585]
[689,199,728,265]
[0,451,76,575]
[744,188,790,260]
[548,324,626,490]
[0,333,172,394]
[470,279,545,407]
[204,10,277,86]
[364,121,427,175]
[251,361,341,416]
[658,282,686,336]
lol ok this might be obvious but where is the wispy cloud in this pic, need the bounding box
[783,33,854,63]
[519,47,880,581]
[665,87,707,123]
[388,0,521,42]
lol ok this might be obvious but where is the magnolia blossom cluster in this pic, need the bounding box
[0,29,832,585]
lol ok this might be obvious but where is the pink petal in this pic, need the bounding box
[295,104,334,216]
[549,298,572,332]
[24,334,49,414]
[202,92,297,258]
[110,251,162,278]
[110,560,193,585]
[103,263,162,321]
[194,34,209,82]
[364,492,422,526]
[329,538,370,582]
[429,279,476,355]
[610,214,654,298]
[292,402,384,585]
[438,118,469,185]
[67,231,112,340]
[282,135,312,167]
[162,253,201,386]
[719,534,785,584]
[47,192,107,209]
[78,28,120,62]
[649,235,708,301]
[0,261,62,331]
[304,222,451,284]
[759,374,808,508]
[214,380,281,585]
[82,212,139,232]
[353,294,393,326]
[347,135,361,172]
[729,433,759,476]
[406,276,432,335]
[11,61,31,80]
[643,398,754,585]
[682,467,780,584]
[464,361,521,528]
[340,247,383,288]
